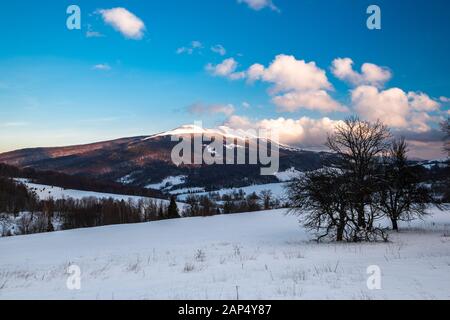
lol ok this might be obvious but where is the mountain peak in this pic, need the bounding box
[146,124,246,140]
[145,124,303,151]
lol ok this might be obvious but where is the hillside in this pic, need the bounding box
[1,208,449,300]
[15,179,185,208]
[0,125,335,191]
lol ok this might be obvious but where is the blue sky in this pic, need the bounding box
[0,0,449,158]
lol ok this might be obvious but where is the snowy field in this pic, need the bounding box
[1,208,449,300]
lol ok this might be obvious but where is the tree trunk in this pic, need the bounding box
[358,213,366,228]
[391,218,399,231]
[336,229,344,242]
[337,213,346,242]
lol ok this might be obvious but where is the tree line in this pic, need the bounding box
[0,176,182,236]
[184,189,283,217]
[0,174,283,236]
[0,163,165,199]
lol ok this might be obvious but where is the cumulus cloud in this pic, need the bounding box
[246,55,346,113]
[187,103,235,116]
[271,90,346,113]
[352,86,409,128]
[407,92,440,112]
[211,44,227,56]
[331,58,392,88]
[439,96,450,103]
[99,8,146,40]
[225,115,342,148]
[237,0,280,12]
[224,115,445,159]
[249,55,332,92]
[177,41,203,55]
[206,58,246,80]
[92,64,111,71]
[351,85,441,132]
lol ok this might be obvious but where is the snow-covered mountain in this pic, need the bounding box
[0,125,336,192]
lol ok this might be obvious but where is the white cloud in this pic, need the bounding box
[272,90,346,113]
[351,85,441,132]
[246,55,346,113]
[206,58,245,80]
[407,92,440,112]
[225,115,342,147]
[92,64,111,71]
[242,102,251,109]
[237,0,280,12]
[187,103,235,116]
[331,58,391,88]
[211,44,227,56]
[439,96,450,103]
[224,115,446,159]
[99,8,146,40]
[247,63,265,82]
[250,55,332,92]
[177,41,203,55]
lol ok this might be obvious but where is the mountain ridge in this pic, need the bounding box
[0,125,336,191]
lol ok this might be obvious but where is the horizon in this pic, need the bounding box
[0,0,449,159]
[0,124,442,161]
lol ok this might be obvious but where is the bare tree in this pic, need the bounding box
[260,190,273,210]
[442,117,450,156]
[288,168,352,241]
[326,116,391,229]
[376,138,437,231]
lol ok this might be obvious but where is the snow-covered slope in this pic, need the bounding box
[176,182,287,201]
[147,124,302,151]
[0,208,449,299]
[15,179,186,208]
[148,124,259,141]
[145,175,187,191]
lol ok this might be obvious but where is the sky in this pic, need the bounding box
[0,0,449,159]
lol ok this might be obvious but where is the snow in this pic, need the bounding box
[116,174,135,185]
[1,208,448,300]
[14,179,187,209]
[176,183,287,201]
[419,159,449,170]
[147,124,258,141]
[146,175,187,191]
[169,187,206,196]
[145,124,299,151]
[274,168,303,182]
